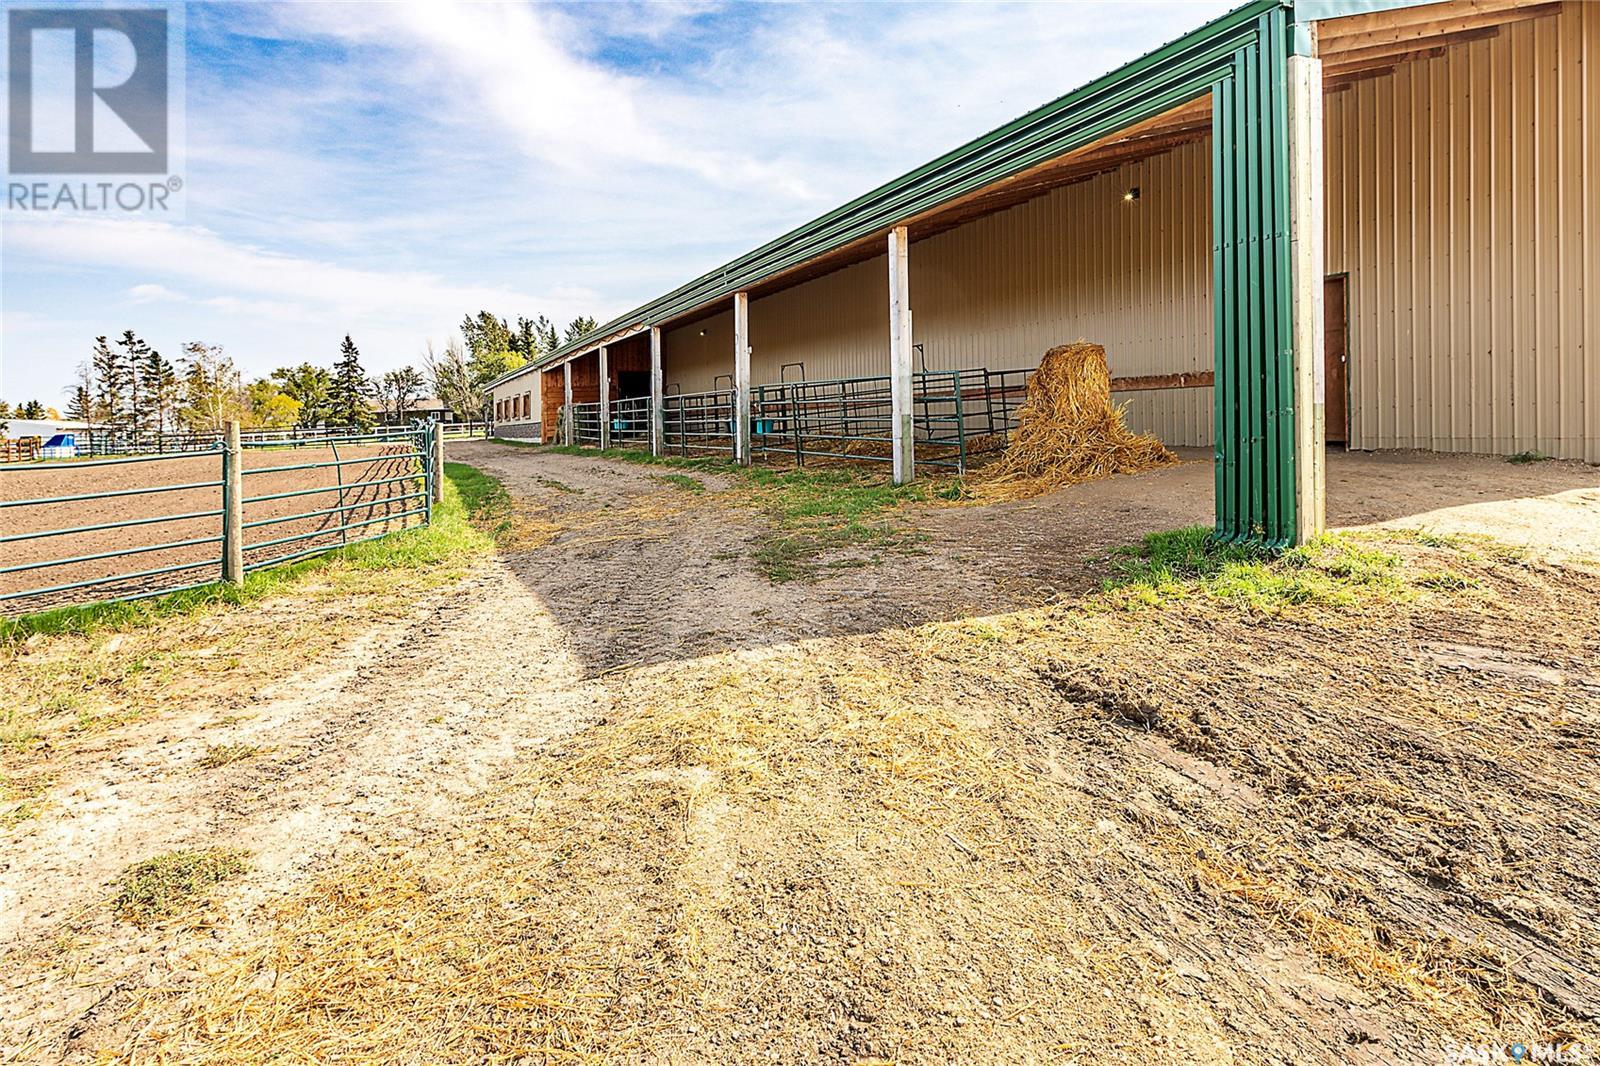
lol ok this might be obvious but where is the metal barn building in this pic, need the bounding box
[487,0,1598,546]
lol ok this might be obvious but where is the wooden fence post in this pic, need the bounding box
[431,420,445,503]
[222,420,244,585]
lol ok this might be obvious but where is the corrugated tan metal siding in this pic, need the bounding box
[915,138,1213,445]
[662,308,734,394]
[1325,1,1598,461]
[674,140,1216,445]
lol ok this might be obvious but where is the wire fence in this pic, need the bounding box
[0,424,440,617]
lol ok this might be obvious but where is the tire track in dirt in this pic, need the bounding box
[0,558,606,1061]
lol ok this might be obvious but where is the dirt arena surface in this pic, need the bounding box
[1,441,1596,1063]
[0,444,427,613]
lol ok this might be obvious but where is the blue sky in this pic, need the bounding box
[1,0,1232,409]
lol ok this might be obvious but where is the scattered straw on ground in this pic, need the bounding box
[975,342,1176,501]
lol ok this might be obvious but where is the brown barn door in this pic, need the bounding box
[1324,276,1349,445]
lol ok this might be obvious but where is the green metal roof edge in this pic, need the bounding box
[525,0,1286,376]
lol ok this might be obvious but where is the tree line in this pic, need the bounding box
[58,331,382,437]
[5,309,598,441]
[424,311,596,421]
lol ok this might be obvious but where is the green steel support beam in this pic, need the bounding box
[1212,5,1302,546]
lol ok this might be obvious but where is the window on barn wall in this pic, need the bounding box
[523,392,531,419]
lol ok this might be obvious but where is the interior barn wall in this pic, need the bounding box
[660,141,1215,446]
[662,308,736,395]
[1325,1,1599,462]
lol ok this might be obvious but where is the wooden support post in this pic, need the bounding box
[598,346,611,450]
[733,291,751,465]
[1288,53,1327,542]
[431,420,445,503]
[649,326,664,457]
[888,225,914,485]
[222,420,244,586]
[562,361,574,446]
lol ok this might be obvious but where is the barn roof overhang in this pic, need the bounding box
[508,0,1556,378]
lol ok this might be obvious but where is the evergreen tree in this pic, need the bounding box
[66,385,92,423]
[141,346,179,434]
[119,331,147,436]
[563,316,598,344]
[90,335,127,428]
[460,311,513,362]
[532,315,560,356]
[330,335,374,430]
[66,362,96,424]
[18,400,46,419]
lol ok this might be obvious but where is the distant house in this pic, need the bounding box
[369,396,456,424]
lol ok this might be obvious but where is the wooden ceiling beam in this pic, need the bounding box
[1325,44,1451,78]
[1322,21,1513,67]
[1319,1,1558,63]
[1317,0,1550,42]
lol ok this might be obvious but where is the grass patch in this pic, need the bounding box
[654,473,706,493]
[518,442,930,583]
[196,742,263,769]
[0,463,510,645]
[537,476,580,494]
[741,467,929,583]
[115,848,249,922]
[1107,526,1408,610]
[1506,450,1549,464]
[1412,569,1479,590]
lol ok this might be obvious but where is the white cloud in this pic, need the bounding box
[127,282,186,304]
[10,218,592,326]
[4,0,1233,406]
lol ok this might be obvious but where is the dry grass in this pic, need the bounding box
[974,342,1176,501]
[108,536,1600,1062]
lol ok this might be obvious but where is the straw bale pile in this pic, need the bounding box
[977,341,1176,499]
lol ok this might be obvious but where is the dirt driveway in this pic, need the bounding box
[457,442,1600,674]
[2,442,1597,1064]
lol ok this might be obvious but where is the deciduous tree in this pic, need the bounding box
[270,363,333,427]
[377,366,425,425]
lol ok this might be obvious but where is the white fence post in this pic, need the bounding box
[733,292,751,465]
[650,326,664,457]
